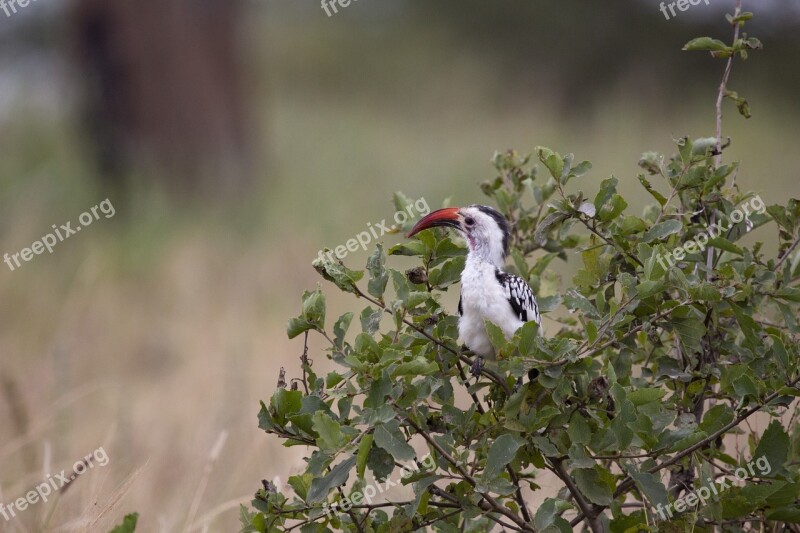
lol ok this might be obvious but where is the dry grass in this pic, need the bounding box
[0,224,330,531]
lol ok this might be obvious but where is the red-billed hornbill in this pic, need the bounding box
[408,205,540,378]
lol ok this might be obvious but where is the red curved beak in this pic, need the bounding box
[407,207,461,238]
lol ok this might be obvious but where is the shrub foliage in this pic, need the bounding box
[243,7,800,532]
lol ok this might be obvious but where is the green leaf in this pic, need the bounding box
[638,153,663,175]
[333,312,353,348]
[307,456,357,503]
[108,513,139,533]
[302,288,326,328]
[642,220,683,243]
[287,395,333,436]
[774,288,800,303]
[288,473,314,501]
[708,237,744,255]
[770,335,791,377]
[733,374,759,400]
[571,160,593,178]
[699,404,735,435]
[270,389,303,425]
[594,177,618,211]
[517,320,541,356]
[367,445,394,480]
[312,412,347,452]
[366,244,389,299]
[727,11,754,24]
[672,311,706,354]
[287,317,316,339]
[392,357,439,378]
[388,241,427,257]
[619,215,648,236]
[483,434,525,480]
[725,90,752,119]
[598,194,627,222]
[567,414,591,445]
[286,289,325,339]
[534,499,573,532]
[745,36,763,49]
[356,434,374,479]
[484,320,510,353]
[690,282,722,302]
[575,246,610,290]
[753,421,789,477]
[637,280,665,299]
[730,303,759,346]
[390,269,411,302]
[628,388,667,406]
[538,294,562,314]
[573,467,614,505]
[429,256,466,289]
[535,211,570,244]
[627,469,669,508]
[374,421,415,462]
[360,306,382,335]
[532,435,560,456]
[313,257,364,294]
[392,191,415,215]
[536,146,564,179]
[766,508,800,523]
[683,37,730,52]
[564,289,600,319]
[637,175,667,206]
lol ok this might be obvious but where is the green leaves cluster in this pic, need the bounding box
[108,513,139,533]
[245,9,800,533]
[245,134,800,531]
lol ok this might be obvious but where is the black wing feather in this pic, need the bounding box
[495,269,540,324]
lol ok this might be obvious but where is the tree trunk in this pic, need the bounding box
[70,0,253,198]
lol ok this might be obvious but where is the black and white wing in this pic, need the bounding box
[494,269,540,325]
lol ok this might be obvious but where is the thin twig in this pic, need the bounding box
[300,331,310,395]
[579,215,644,268]
[776,235,800,270]
[570,375,800,526]
[708,0,743,278]
[401,411,534,531]
[549,459,602,533]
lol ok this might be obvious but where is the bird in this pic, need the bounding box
[407,205,540,377]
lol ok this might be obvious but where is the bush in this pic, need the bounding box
[243,6,800,532]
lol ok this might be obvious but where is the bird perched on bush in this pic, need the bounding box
[408,205,540,376]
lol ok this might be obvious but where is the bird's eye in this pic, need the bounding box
[464,216,475,226]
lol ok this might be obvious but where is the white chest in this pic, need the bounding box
[457,259,525,358]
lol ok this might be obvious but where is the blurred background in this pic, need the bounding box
[1,0,799,530]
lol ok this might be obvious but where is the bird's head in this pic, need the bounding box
[408,205,510,266]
